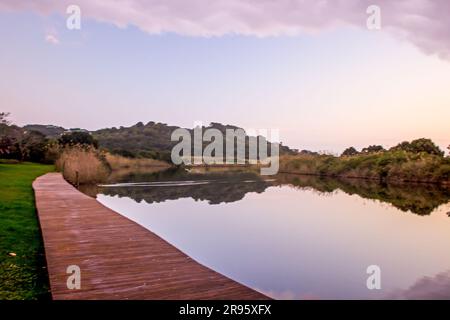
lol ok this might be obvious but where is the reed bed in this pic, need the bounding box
[55,146,110,185]
[105,153,170,171]
[56,146,172,185]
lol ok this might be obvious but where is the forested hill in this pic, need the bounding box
[24,124,65,138]
[25,122,296,160]
[92,121,180,159]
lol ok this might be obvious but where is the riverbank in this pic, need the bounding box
[0,161,54,299]
[279,151,450,186]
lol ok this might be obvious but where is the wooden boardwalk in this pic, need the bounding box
[33,173,268,300]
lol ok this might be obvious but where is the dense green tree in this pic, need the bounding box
[0,135,14,156]
[0,113,49,162]
[390,138,444,156]
[341,147,358,156]
[16,130,48,162]
[0,112,10,125]
[0,113,17,156]
[58,131,98,148]
[361,145,385,154]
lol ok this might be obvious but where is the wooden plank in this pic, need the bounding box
[33,173,269,300]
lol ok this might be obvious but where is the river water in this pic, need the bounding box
[81,168,450,299]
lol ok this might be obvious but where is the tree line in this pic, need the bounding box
[0,112,98,163]
[341,139,448,157]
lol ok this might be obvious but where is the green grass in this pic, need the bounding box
[0,161,54,300]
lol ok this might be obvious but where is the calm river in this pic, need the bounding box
[81,168,450,299]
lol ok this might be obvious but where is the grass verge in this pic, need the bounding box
[0,161,54,299]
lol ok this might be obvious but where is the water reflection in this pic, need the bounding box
[276,174,450,216]
[81,168,450,299]
[82,168,271,205]
[81,168,450,216]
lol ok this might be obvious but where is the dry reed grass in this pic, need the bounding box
[105,153,170,171]
[56,147,172,185]
[55,146,110,185]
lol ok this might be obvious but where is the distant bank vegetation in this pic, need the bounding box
[24,121,296,160]
[280,138,450,185]
[1,113,171,185]
[1,112,449,186]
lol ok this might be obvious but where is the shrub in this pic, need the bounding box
[341,147,358,157]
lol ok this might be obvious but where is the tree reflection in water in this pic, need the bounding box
[79,168,450,216]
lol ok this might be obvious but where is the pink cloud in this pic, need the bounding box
[1,0,449,59]
[386,269,450,299]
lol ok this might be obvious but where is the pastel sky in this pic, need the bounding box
[1,0,449,153]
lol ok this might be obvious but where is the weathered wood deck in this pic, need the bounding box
[33,173,268,300]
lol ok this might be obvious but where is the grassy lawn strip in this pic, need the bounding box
[0,161,54,299]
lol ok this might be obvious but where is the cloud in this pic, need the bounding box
[386,269,450,299]
[1,0,450,59]
[45,34,59,45]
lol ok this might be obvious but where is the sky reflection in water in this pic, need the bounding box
[91,170,450,299]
